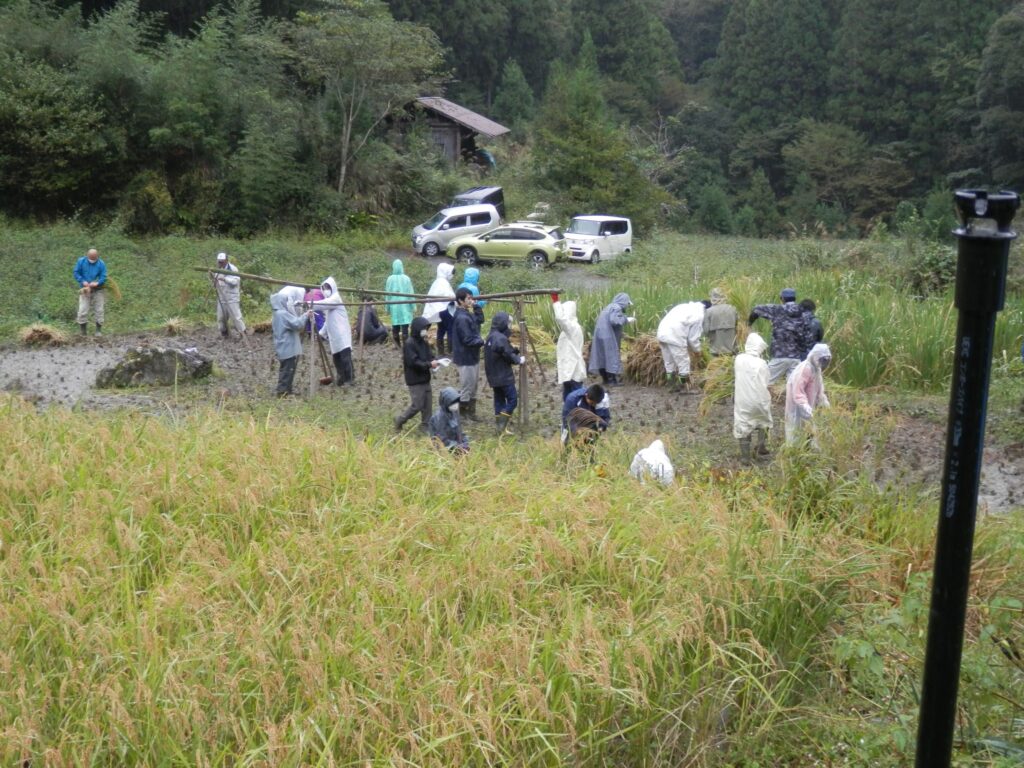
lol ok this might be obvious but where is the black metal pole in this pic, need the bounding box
[915,190,1019,767]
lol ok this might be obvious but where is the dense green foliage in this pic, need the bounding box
[1,0,1019,236]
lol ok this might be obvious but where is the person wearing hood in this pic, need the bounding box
[270,289,312,396]
[457,266,487,328]
[304,286,325,335]
[629,439,674,485]
[657,301,708,393]
[423,262,456,355]
[213,252,246,339]
[484,311,526,434]
[451,287,486,420]
[734,332,773,463]
[394,316,439,433]
[749,287,810,384]
[278,285,307,316]
[356,295,390,344]
[385,258,414,347]
[785,343,832,446]
[552,293,586,399]
[308,277,354,386]
[428,386,469,453]
[703,287,738,355]
[588,292,634,385]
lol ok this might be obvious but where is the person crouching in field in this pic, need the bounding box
[484,311,526,435]
[270,289,311,397]
[394,316,439,434]
[734,332,773,463]
[429,386,469,453]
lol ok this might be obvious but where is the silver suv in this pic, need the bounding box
[412,204,501,257]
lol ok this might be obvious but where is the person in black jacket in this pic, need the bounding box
[451,287,485,421]
[394,316,439,433]
[484,311,526,434]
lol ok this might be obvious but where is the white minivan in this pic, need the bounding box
[564,215,633,263]
[411,204,501,257]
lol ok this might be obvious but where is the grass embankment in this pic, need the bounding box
[2,396,1022,765]
[5,222,1022,392]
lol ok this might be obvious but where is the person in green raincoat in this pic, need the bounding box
[385,258,415,348]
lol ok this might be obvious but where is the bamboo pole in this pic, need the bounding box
[194,268,558,303]
[516,297,529,428]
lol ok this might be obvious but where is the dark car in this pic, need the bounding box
[451,186,505,220]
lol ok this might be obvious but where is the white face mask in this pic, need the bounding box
[420,329,428,339]
[448,402,460,414]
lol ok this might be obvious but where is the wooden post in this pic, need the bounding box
[357,297,366,372]
[516,298,529,428]
[307,315,316,398]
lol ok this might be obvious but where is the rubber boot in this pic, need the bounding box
[496,412,514,436]
[79,323,87,336]
[465,399,481,422]
[94,323,102,337]
[738,437,752,464]
[754,428,771,459]
[665,372,676,391]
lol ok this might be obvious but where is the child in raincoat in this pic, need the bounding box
[270,289,311,396]
[385,258,414,347]
[734,332,773,462]
[629,439,674,485]
[785,343,832,446]
[553,293,586,399]
[428,386,469,453]
[423,263,456,355]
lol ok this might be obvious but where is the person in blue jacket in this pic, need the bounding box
[561,383,611,444]
[457,266,487,327]
[484,311,526,434]
[73,248,107,336]
[428,386,469,453]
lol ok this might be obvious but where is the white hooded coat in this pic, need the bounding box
[278,285,307,316]
[214,260,241,303]
[657,302,705,350]
[309,277,352,354]
[629,439,674,486]
[553,300,586,384]
[733,332,773,439]
[422,263,456,322]
[785,343,832,444]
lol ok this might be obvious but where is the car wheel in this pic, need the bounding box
[422,241,440,258]
[457,246,478,265]
[590,250,600,265]
[529,250,549,269]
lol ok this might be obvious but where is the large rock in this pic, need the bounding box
[96,346,213,388]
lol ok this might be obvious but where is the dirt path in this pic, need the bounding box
[2,324,1023,514]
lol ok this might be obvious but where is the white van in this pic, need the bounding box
[412,204,501,257]
[564,215,633,263]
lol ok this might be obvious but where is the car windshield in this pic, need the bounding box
[421,212,445,230]
[547,228,564,240]
[566,219,602,236]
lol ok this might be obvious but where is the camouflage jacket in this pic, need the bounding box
[750,302,809,360]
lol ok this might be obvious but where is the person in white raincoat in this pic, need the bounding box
[552,294,586,399]
[629,439,674,485]
[309,276,354,386]
[278,285,307,316]
[656,300,707,392]
[734,332,773,462]
[785,343,832,446]
[422,262,456,355]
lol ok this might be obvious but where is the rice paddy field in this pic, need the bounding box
[2,222,1024,765]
